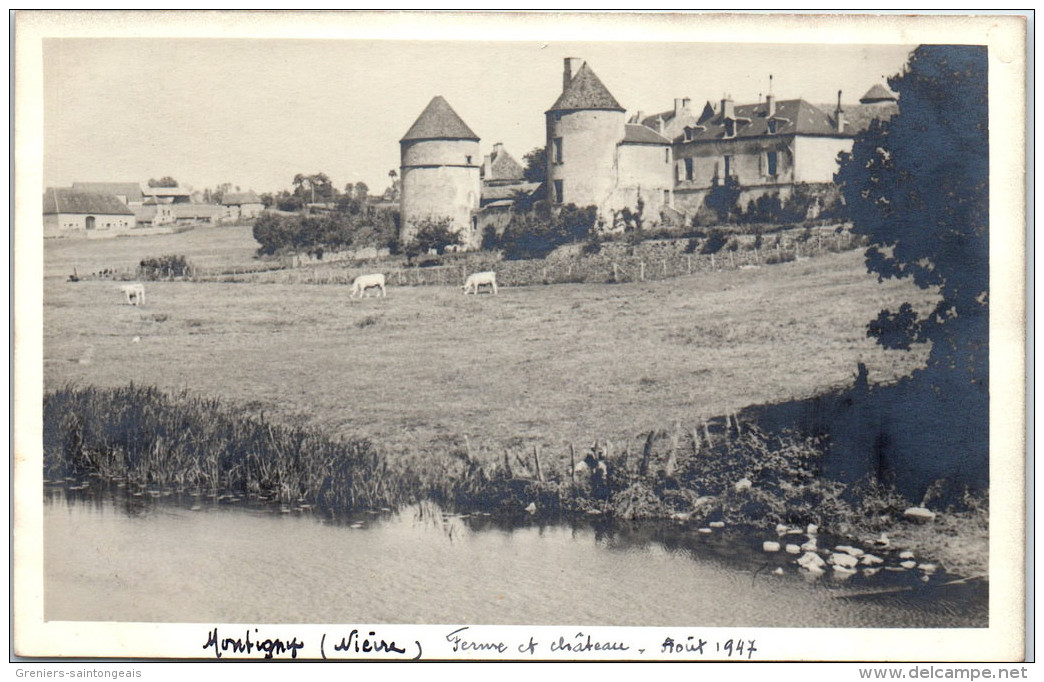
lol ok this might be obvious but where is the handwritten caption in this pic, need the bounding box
[202,626,758,661]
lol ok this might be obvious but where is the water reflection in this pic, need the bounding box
[43,481,987,627]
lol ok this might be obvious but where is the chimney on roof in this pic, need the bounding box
[493,142,503,157]
[683,97,691,110]
[655,116,664,135]
[635,111,644,124]
[721,95,734,120]
[835,89,846,132]
[674,98,685,117]
[766,74,776,118]
[563,58,583,92]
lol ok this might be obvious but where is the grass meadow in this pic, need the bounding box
[43,228,935,466]
[43,223,264,279]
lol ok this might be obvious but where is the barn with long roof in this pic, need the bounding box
[43,187,136,236]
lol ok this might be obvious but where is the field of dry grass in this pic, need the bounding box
[43,223,264,280]
[43,233,936,462]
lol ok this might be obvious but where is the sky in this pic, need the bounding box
[42,33,915,197]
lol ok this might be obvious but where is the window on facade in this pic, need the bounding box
[723,155,733,178]
[553,180,564,204]
[663,189,670,206]
[685,158,694,181]
[665,148,670,164]
[766,151,778,176]
[553,137,563,164]
[466,155,473,165]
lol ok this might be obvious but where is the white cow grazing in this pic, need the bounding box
[120,283,146,306]
[462,271,498,295]
[350,273,386,298]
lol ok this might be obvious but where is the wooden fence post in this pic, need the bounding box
[640,431,655,477]
[639,261,645,281]
[569,443,576,485]
[533,445,545,483]
[612,262,619,282]
[687,255,692,274]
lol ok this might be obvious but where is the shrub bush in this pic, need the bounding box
[138,255,192,280]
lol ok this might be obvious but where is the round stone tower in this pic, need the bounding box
[545,58,626,213]
[400,96,482,249]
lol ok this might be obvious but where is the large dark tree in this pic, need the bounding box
[836,45,989,390]
[833,45,990,496]
[522,146,547,184]
[148,176,179,188]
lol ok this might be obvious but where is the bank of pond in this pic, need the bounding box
[42,384,987,594]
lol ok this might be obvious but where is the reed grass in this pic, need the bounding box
[44,383,961,538]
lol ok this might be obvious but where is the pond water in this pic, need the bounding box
[43,485,987,627]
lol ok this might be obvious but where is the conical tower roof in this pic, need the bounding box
[401,96,480,142]
[548,62,625,113]
[860,83,898,103]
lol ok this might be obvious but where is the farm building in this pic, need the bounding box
[545,59,675,224]
[482,142,524,184]
[141,185,192,204]
[134,199,175,227]
[637,84,899,217]
[173,203,225,224]
[525,58,898,227]
[399,95,482,249]
[43,187,136,236]
[70,182,145,208]
[221,191,265,222]
[476,142,539,236]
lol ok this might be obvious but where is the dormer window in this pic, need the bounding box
[684,126,695,142]
[767,119,777,135]
[724,119,736,138]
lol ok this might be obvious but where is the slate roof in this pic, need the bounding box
[484,147,524,181]
[860,84,898,103]
[142,186,191,197]
[674,99,852,142]
[43,188,135,216]
[221,191,263,206]
[548,62,625,113]
[173,204,225,218]
[621,123,670,145]
[480,181,541,202]
[70,182,143,202]
[401,96,480,142]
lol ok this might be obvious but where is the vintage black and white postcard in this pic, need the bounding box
[12,11,1028,664]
